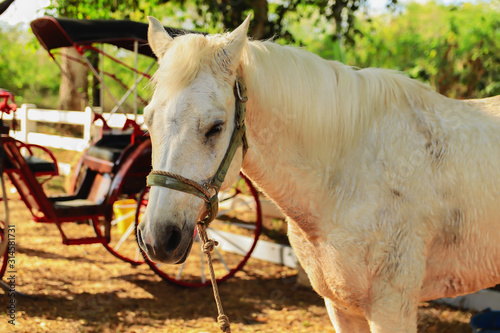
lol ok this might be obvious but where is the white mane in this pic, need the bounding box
[152,32,440,159]
[241,40,437,158]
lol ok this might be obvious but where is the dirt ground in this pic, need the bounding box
[0,188,477,333]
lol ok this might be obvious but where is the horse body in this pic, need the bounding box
[241,44,500,331]
[140,16,500,332]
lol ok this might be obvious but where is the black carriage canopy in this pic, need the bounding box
[30,16,193,59]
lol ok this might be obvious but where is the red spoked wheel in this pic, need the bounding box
[93,200,145,265]
[136,173,262,287]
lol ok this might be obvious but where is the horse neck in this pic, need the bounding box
[241,101,327,239]
[237,42,436,238]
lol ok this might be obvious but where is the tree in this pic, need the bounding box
[58,47,88,111]
[345,1,500,99]
[45,0,381,42]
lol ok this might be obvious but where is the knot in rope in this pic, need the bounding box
[203,239,219,254]
[196,223,231,333]
[218,314,231,332]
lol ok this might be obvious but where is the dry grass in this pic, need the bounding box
[0,173,477,333]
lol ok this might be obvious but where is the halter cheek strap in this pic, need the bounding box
[146,77,248,226]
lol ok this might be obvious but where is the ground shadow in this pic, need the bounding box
[418,302,475,333]
[16,246,119,265]
[1,271,322,329]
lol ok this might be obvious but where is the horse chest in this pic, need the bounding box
[288,222,369,310]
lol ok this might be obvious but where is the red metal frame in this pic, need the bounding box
[1,136,105,243]
[0,17,157,278]
[16,141,60,177]
[0,90,17,114]
[1,130,152,247]
[0,87,151,247]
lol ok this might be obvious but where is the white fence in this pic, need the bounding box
[4,104,145,152]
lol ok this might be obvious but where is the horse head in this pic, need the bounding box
[137,16,250,264]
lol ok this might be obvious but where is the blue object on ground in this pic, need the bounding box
[470,311,500,333]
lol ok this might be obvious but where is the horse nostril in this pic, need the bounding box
[136,228,154,254]
[136,227,143,245]
[164,225,183,252]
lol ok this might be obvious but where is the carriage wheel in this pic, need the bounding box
[0,221,8,279]
[136,173,262,287]
[93,202,145,265]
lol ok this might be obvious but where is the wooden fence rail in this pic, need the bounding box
[3,104,145,152]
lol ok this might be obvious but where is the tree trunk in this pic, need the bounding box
[58,47,88,111]
[250,0,268,39]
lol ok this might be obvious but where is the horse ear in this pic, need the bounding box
[224,14,251,71]
[147,16,173,59]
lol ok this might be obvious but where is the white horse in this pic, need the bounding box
[137,15,500,332]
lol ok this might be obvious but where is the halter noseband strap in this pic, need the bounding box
[146,77,248,225]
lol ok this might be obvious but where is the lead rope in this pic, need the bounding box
[197,222,231,333]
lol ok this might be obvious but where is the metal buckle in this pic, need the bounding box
[236,80,248,103]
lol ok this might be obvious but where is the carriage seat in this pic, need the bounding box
[86,133,132,162]
[51,198,106,219]
[3,154,58,176]
[50,171,111,219]
[23,155,58,175]
[84,133,132,173]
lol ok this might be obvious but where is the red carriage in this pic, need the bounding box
[0,16,262,287]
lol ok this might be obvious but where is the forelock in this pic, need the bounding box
[151,33,235,95]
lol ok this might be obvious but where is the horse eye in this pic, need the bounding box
[205,123,223,138]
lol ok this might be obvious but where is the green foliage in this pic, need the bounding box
[0,25,59,107]
[44,0,165,20]
[3,0,499,109]
[44,0,372,42]
[343,1,500,98]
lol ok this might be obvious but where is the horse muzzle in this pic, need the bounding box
[136,217,194,264]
